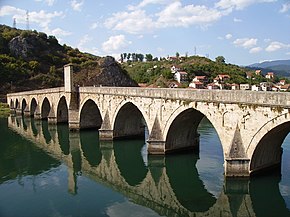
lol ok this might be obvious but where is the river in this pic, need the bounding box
[0,116,290,217]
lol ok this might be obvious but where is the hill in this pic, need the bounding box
[249,60,290,68]
[0,25,137,101]
[122,55,256,87]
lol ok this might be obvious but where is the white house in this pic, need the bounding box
[240,83,251,90]
[174,71,188,83]
[251,85,261,91]
[189,81,204,89]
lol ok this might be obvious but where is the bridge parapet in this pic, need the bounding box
[80,87,290,107]
[7,87,65,97]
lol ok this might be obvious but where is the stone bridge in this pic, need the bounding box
[6,65,290,177]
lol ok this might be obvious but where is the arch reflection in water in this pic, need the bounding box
[57,123,70,155]
[113,139,148,186]
[80,130,102,167]
[6,116,290,217]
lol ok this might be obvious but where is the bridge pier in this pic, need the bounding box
[147,140,166,155]
[99,129,113,140]
[23,104,30,117]
[225,158,250,177]
[68,109,80,130]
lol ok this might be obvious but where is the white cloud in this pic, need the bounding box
[104,10,155,34]
[102,35,132,53]
[105,1,228,34]
[44,27,71,37]
[78,34,92,49]
[225,33,232,39]
[0,6,63,29]
[280,3,290,13]
[250,47,262,53]
[234,17,242,22]
[233,38,257,48]
[128,0,172,10]
[215,0,277,10]
[156,2,224,28]
[90,22,99,30]
[35,0,56,6]
[0,5,25,17]
[71,0,84,12]
[265,41,290,52]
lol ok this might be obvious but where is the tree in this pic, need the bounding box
[137,53,144,62]
[176,52,180,59]
[127,53,131,61]
[145,54,153,62]
[120,53,124,63]
[215,56,225,64]
[29,60,39,75]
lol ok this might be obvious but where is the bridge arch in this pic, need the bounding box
[30,98,37,117]
[21,98,27,114]
[163,104,223,154]
[249,115,290,174]
[79,99,102,129]
[10,99,14,109]
[15,99,19,109]
[113,101,147,139]
[41,97,51,120]
[57,96,69,123]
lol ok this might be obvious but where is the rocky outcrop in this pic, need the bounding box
[9,36,32,58]
[74,56,138,87]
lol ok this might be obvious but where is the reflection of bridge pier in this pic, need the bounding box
[7,116,290,217]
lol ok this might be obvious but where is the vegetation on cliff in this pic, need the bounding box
[0,25,137,100]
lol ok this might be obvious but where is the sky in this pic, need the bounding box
[0,0,290,66]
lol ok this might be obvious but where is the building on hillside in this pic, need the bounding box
[192,75,208,84]
[240,83,251,90]
[168,56,179,61]
[168,81,180,88]
[171,65,181,74]
[251,85,261,91]
[265,72,274,79]
[230,83,240,90]
[189,81,204,89]
[260,82,273,91]
[246,72,253,79]
[255,70,262,76]
[174,71,188,83]
[271,85,280,92]
[280,84,290,91]
[213,74,230,83]
[138,83,147,88]
[279,80,286,86]
[207,83,220,90]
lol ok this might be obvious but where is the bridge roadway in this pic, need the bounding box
[6,65,290,177]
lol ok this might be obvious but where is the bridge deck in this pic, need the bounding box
[7,87,290,108]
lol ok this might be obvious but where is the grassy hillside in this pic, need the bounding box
[122,55,259,87]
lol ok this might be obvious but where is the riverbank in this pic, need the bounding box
[0,103,10,117]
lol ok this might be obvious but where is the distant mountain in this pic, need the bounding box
[247,60,290,77]
[249,60,290,68]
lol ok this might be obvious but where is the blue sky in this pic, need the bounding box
[0,0,290,66]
